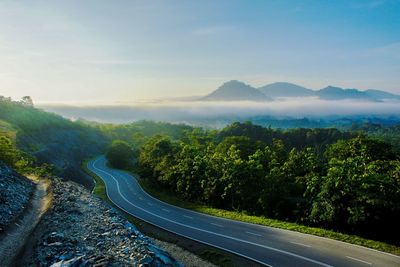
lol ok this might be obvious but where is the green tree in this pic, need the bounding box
[306,137,400,241]
[106,140,133,169]
[0,136,18,166]
[139,135,177,185]
[218,145,250,210]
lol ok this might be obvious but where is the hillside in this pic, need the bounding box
[316,86,377,101]
[203,80,271,101]
[365,89,400,100]
[258,82,315,97]
[0,97,107,188]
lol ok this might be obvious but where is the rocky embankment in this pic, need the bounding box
[0,162,34,232]
[22,178,182,267]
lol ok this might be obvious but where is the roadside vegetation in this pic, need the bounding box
[81,159,108,202]
[139,177,400,256]
[104,121,400,255]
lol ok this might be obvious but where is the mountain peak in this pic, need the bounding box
[203,80,270,101]
[223,79,244,84]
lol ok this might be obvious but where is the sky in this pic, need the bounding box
[0,0,400,104]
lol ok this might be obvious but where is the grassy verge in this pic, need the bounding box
[138,178,400,256]
[81,159,108,202]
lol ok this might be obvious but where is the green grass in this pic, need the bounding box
[81,159,108,202]
[138,178,400,256]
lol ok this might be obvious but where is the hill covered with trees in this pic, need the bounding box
[0,96,107,187]
[0,96,197,187]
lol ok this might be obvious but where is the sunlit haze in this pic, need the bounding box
[1,0,400,104]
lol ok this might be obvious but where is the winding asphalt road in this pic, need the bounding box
[87,156,400,267]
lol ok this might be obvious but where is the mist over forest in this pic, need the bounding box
[40,98,400,127]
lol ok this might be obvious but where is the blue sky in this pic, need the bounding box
[0,0,399,103]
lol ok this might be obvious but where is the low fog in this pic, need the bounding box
[39,97,400,126]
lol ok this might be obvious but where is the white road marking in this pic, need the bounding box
[139,197,143,200]
[246,231,262,237]
[210,222,223,227]
[290,241,312,248]
[183,215,193,219]
[147,202,153,206]
[162,208,170,213]
[90,158,335,267]
[346,256,372,265]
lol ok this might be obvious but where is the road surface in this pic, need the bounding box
[87,156,400,267]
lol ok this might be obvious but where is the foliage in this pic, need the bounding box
[138,177,400,256]
[0,134,55,176]
[0,135,20,166]
[306,137,400,240]
[132,122,400,245]
[106,140,134,169]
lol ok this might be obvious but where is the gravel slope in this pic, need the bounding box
[21,178,182,267]
[1,163,213,267]
[0,162,34,232]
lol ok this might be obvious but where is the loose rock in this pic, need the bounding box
[24,178,182,267]
[0,161,34,232]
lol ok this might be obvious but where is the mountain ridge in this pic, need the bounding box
[202,81,400,101]
[258,82,315,97]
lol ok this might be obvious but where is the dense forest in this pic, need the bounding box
[107,121,400,245]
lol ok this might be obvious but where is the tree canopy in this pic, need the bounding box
[130,122,400,244]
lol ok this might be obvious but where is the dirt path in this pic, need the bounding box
[0,180,50,267]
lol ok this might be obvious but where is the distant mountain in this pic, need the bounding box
[203,80,271,101]
[258,82,315,97]
[201,80,400,102]
[364,89,400,100]
[316,86,377,101]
